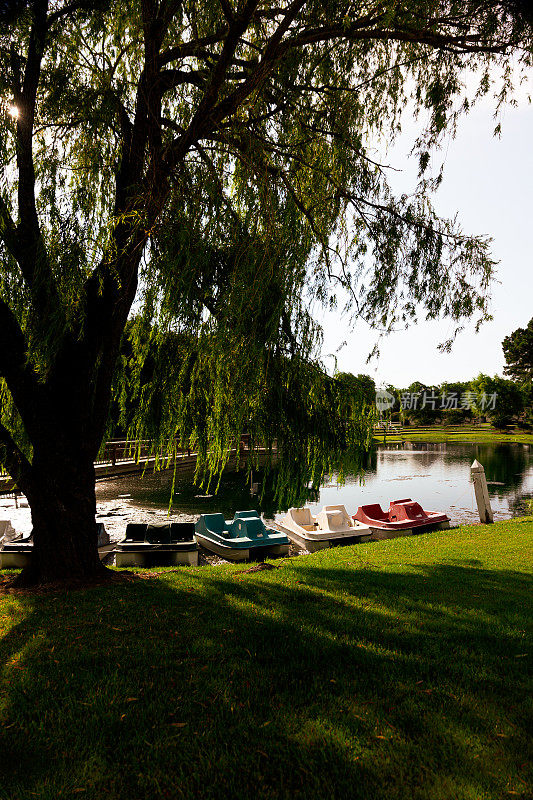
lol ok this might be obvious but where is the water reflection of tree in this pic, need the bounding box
[347,447,378,477]
[426,443,532,512]
[437,444,530,492]
[169,469,283,518]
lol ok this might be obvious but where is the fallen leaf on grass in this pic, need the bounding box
[240,563,279,574]
[171,722,187,728]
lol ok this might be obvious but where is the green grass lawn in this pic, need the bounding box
[1,519,532,800]
[373,426,533,445]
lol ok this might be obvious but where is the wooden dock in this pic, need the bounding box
[0,436,271,495]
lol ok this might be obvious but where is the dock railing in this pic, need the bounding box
[94,434,256,468]
[0,434,268,495]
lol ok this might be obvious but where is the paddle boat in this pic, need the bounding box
[0,520,17,543]
[194,510,290,561]
[114,522,199,567]
[96,522,114,556]
[353,498,450,539]
[0,531,33,568]
[277,505,372,552]
[0,523,113,568]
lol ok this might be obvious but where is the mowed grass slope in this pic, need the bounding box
[373,426,533,445]
[0,519,532,800]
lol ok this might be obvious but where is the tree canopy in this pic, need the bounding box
[0,0,532,583]
[470,373,524,428]
[503,318,533,383]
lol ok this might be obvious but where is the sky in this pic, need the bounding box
[319,77,533,389]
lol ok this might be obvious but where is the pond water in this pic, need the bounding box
[94,441,533,531]
[308,442,533,526]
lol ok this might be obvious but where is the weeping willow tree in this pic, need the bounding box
[0,0,531,586]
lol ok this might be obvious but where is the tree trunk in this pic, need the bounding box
[12,451,110,587]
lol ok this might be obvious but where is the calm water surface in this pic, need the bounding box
[309,442,532,526]
[95,442,533,527]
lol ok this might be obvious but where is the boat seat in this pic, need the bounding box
[146,524,172,544]
[232,517,265,539]
[389,500,427,521]
[359,503,388,522]
[201,513,230,536]
[124,523,147,542]
[289,507,314,528]
[234,510,260,520]
[316,505,352,532]
[0,521,16,540]
[170,522,196,542]
[96,523,109,547]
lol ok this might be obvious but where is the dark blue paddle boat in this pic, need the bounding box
[114,522,198,567]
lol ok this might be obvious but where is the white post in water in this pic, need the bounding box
[471,460,494,524]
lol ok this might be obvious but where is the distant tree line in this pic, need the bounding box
[333,320,533,430]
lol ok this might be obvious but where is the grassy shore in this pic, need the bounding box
[1,519,532,800]
[373,425,533,445]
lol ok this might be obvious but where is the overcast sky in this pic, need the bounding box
[319,77,532,389]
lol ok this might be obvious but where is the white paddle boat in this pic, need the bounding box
[277,505,372,552]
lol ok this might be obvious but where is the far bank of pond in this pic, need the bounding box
[373,425,533,445]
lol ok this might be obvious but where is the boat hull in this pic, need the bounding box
[0,549,31,568]
[280,527,372,552]
[282,529,329,552]
[194,532,289,561]
[367,520,450,540]
[115,548,198,567]
[0,541,124,569]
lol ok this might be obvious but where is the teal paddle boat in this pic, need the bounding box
[195,511,290,561]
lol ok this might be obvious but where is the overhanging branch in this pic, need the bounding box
[282,19,515,56]
[159,30,227,66]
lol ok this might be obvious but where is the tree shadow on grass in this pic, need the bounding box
[0,562,531,800]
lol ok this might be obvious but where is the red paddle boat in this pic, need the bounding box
[353,498,450,537]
